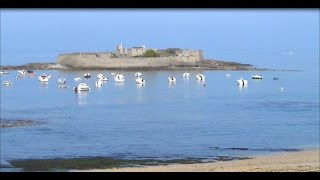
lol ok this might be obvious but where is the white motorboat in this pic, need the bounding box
[226,73,231,77]
[38,74,49,82]
[74,77,81,81]
[0,70,9,75]
[136,78,145,84]
[183,72,190,78]
[73,83,90,92]
[114,74,125,83]
[97,74,108,81]
[196,74,205,81]
[168,77,176,82]
[134,72,142,78]
[252,75,263,79]
[3,81,13,86]
[18,70,27,75]
[83,73,91,78]
[58,78,66,84]
[237,78,248,86]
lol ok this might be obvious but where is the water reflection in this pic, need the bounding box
[168,81,176,88]
[115,82,124,88]
[39,81,48,85]
[75,91,88,106]
[58,84,68,89]
[136,83,145,88]
[39,82,49,91]
[238,85,248,94]
[136,83,145,103]
[196,80,206,86]
[251,79,263,83]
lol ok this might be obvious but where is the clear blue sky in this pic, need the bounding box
[1,9,319,71]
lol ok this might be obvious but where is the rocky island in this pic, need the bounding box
[1,44,265,71]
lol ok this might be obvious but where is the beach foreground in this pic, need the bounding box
[82,149,320,172]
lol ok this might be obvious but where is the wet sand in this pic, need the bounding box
[82,149,320,172]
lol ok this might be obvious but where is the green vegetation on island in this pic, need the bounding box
[142,49,158,57]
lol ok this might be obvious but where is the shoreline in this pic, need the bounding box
[0,61,293,71]
[81,149,320,172]
[0,64,301,72]
[0,59,303,72]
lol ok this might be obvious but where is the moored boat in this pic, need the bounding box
[168,77,176,82]
[252,75,263,79]
[73,83,90,92]
[196,74,205,81]
[3,81,13,86]
[114,74,125,83]
[136,78,145,84]
[237,78,248,86]
[38,74,49,82]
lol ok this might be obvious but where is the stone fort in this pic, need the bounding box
[57,43,204,69]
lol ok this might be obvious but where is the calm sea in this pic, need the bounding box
[0,70,319,169]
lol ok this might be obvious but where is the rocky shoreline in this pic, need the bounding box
[83,149,319,172]
[0,62,69,70]
[5,149,319,172]
[0,60,268,71]
[0,119,45,128]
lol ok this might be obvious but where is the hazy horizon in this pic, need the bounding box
[1,9,319,72]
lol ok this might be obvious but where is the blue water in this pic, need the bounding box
[0,70,319,167]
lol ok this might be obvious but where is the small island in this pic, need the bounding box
[1,43,265,71]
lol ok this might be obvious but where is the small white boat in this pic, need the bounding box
[18,70,27,75]
[97,74,108,81]
[136,78,145,84]
[183,72,190,78]
[134,72,142,78]
[0,70,9,75]
[73,83,90,92]
[3,81,13,86]
[196,74,205,81]
[111,72,116,76]
[58,78,66,84]
[83,73,91,78]
[252,75,263,79]
[237,78,248,86]
[226,73,231,77]
[168,77,176,82]
[114,74,125,83]
[38,74,49,82]
[95,81,103,87]
[74,77,81,81]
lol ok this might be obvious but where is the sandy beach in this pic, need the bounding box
[82,149,320,172]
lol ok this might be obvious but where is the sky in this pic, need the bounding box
[1,9,319,71]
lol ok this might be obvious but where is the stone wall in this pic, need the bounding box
[57,54,196,69]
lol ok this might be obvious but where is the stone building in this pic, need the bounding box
[177,49,203,63]
[115,43,146,57]
[128,45,146,57]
